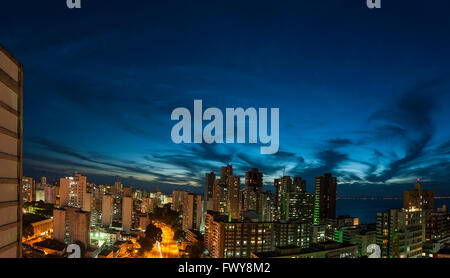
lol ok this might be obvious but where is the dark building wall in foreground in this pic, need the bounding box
[0,44,23,258]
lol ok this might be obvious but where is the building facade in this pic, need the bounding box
[53,207,91,249]
[0,45,23,258]
[314,174,337,225]
[182,193,203,231]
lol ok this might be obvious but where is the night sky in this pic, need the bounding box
[2,0,450,196]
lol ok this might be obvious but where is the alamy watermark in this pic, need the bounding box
[367,0,381,9]
[67,1,380,10]
[171,100,279,155]
[67,0,81,9]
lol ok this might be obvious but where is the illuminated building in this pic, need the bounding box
[227,175,241,219]
[276,176,292,221]
[313,173,337,225]
[204,211,273,258]
[425,205,449,241]
[212,179,228,214]
[101,194,113,227]
[186,229,203,245]
[35,188,45,202]
[123,186,132,198]
[40,177,47,187]
[140,197,150,213]
[113,178,122,196]
[53,207,91,248]
[0,45,23,258]
[138,213,149,231]
[242,168,263,213]
[122,196,133,232]
[204,171,216,211]
[276,176,314,222]
[59,173,87,208]
[404,179,434,211]
[325,215,360,240]
[172,190,188,212]
[376,208,425,258]
[333,224,377,257]
[273,221,311,248]
[211,164,235,215]
[44,185,57,204]
[82,191,92,212]
[288,192,315,222]
[260,191,277,222]
[22,213,53,240]
[293,177,306,193]
[182,193,203,231]
[22,177,35,202]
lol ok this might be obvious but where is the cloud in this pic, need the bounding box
[363,79,442,182]
[328,138,353,147]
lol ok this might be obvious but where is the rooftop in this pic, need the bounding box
[34,239,67,251]
[23,213,50,225]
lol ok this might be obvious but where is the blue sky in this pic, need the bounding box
[2,0,450,196]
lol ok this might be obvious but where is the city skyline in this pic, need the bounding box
[1,0,450,197]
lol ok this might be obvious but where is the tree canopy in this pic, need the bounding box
[138,223,163,255]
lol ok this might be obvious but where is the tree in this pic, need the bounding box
[138,223,163,255]
[23,224,34,239]
[74,241,87,258]
[173,229,185,242]
[187,241,204,258]
[148,205,183,241]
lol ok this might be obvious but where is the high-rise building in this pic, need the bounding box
[287,192,315,222]
[292,177,306,193]
[22,176,35,202]
[212,179,228,214]
[425,205,450,241]
[123,186,132,198]
[204,211,273,258]
[122,196,133,232]
[220,164,233,181]
[82,191,92,213]
[53,207,91,249]
[35,188,45,202]
[260,191,277,222]
[313,173,337,225]
[138,213,149,231]
[274,176,314,222]
[40,177,47,187]
[113,178,122,196]
[404,179,434,212]
[140,197,150,214]
[0,45,23,258]
[90,185,104,226]
[182,193,203,231]
[172,190,188,212]
[276,176,292,221]
[227,176,241,219]
[376,208,425,258]
[44,185,57,204]
[59,173,87,208]
[243,169,263,213]
[102,194,113,227]
[204,171,216,211]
